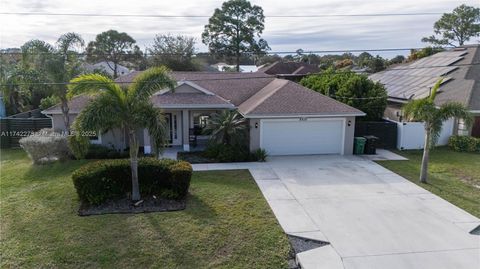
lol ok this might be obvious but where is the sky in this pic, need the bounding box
[0,0,479,58]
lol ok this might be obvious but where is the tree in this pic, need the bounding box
[203,110,246,146]
[86,30,142,78]
[422,4,480,46]
[300,69,387,121]
[389,55,405,65]
[21,33,84,128]
[202,0,270,71]
[148,34,198,71]
[68,67,176,201]
[403,79,472,183]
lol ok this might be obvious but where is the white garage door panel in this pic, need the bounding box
[261,119,344,155]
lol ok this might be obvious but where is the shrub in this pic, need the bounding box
[19,129,70,164]
[71,158,192,205]
[68,135,90,159]
[205,143,250,162]
[252,148,268,162]
[84,144,128,159]
[448,135,480,152]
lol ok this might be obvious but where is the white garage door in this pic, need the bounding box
[260,118,345,155]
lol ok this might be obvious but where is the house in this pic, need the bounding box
[210,62,259,73]
[82,61,132,77]
[256,61,320,81]
[42,72,364,156]
[369,45,480,138]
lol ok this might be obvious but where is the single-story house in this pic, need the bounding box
[42,71,364,156]
[82,61,132,77]
[256,61,320,81]
[369,44,480,138]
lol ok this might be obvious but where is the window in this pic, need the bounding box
[89,131,102,144]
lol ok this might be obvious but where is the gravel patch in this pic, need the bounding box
[288,234,329,254]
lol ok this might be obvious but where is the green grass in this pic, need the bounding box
[0,149,290,268]
[376,147,480,217]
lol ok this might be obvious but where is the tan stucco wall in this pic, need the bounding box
[248,116,357,155]
[49,114,127,150]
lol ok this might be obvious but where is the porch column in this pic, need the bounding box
[143,129,151,154]
[182,109,190,151]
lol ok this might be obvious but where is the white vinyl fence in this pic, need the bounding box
[396,119,454,150]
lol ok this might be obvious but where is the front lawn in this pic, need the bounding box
[376,147,480,217]
[0,149,290,268]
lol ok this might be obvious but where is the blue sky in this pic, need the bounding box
[1,0,479,58]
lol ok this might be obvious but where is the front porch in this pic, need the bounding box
[142,109,222,154]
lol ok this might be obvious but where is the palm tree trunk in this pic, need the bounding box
[128,128,141,201]
[420,128,430,183]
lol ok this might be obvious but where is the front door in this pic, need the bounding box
[165,113,173,144]
[472,117,480,138]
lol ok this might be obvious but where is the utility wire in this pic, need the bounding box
[1,62,479,87]
[2,47,451,56]
[0,12,444,18]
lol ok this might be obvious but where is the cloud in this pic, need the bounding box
[1,0,479,58]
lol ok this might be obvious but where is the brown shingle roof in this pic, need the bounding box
[240,80,364,116]
[257,61,320,75]
[151,93,233,108]
[42,95,93,114]
[44,71,363,117]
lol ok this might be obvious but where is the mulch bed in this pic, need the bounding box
[78,196,186,216]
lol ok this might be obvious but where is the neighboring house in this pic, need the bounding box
[256,61,320,81]
[83,61,132,77]
[210,62,259,73]
[369,45,480,138]
[42,72,364,156]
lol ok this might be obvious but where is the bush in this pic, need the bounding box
[252,148,268,162]
[71,158,192,205]
[68,135,90,159]
[19,129,70,164]
[205,143,250,162]
[448,135,480,152]
[39,95,60,110]
[84,144,129,159]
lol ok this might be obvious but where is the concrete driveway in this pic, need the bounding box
[193,155,480,269]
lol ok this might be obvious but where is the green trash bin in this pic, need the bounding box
[354,137,366,155]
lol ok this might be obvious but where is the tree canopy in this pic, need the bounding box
[422,4,480,46]
[148,34,198,71]
[202,0,270,71]
[86,30,143,78]
[300,69,387,121]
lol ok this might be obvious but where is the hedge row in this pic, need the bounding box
[72,158,192,205]
[448,135,480,153]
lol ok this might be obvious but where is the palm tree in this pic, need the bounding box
[68,67,176,201]
[21,33,84,130]
[403,78,472,183]
[203,110,246,145]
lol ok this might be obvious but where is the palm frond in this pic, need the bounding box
[428,77,443,101]
[437,102,473,127]
[73,94,124,133]
[67,74,125,104]
[132,104,169,154]
[128,66,176,101]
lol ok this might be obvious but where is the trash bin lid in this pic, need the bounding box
[354,137,366,141]
[363,135,378,140]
